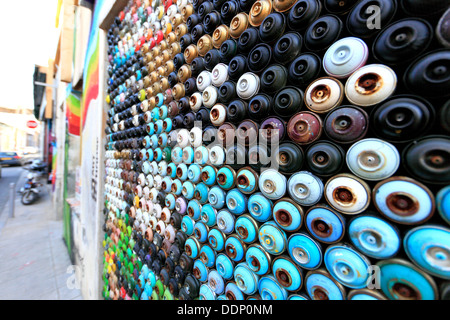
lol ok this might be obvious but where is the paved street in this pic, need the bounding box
[0,166,24,215]
[0,173,83,300]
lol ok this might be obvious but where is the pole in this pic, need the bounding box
[9,183,15,218]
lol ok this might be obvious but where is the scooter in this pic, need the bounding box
[20,160,47,205]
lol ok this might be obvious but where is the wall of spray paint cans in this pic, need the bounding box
[102,0,450,300]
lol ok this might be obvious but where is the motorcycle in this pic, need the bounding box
[20,160,47,205]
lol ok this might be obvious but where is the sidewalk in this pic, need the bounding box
[0,174,83,300]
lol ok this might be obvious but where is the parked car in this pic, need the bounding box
[0,162,2,178]
[0,151,23,166]
[20,151,40,165]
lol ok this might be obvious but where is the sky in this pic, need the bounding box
[0,0,59,110]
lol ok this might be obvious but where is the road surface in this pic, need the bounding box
[0,166,24,214]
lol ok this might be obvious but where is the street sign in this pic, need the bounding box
[26,120,38,129]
